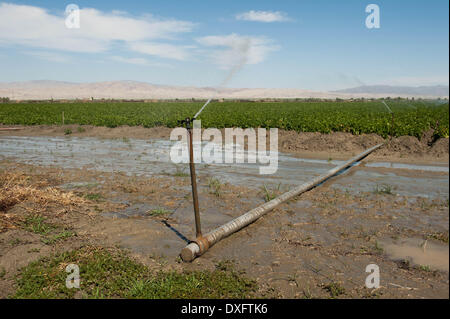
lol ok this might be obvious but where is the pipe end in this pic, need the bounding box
[180,242,200,262]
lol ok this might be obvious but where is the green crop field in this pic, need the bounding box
[0,99,448,138]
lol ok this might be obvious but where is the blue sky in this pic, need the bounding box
[0,0,448,90]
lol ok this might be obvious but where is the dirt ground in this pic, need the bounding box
[1,124,448,163]
[0,126,448,298]
[0,164,448,298]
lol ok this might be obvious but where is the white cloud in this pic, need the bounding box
[196,33,279,69]
[0,3,195,58]
[129,42,193,61]
[235,10,290,23]
[109,55,173,68]
[109,56,149,65]
[22,51,70,63]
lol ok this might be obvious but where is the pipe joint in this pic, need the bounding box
[194,236,210,255]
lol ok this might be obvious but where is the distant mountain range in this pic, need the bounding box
[0,81,448,100]
[334,85,449,97]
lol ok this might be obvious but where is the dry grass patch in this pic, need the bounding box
[0,171,86,232]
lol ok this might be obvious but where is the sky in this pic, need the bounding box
[0,0,448,91]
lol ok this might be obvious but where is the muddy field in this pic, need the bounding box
[0,126,448,298]
[1,124,449,162]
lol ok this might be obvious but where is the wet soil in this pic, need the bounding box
[0,159,448,298]
[0,128,448,299]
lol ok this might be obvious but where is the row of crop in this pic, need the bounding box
[0,100,448,138]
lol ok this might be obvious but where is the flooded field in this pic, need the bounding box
[1,135,448,198]
[0,133,449,298]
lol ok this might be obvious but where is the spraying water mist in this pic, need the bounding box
[194,37,252,119]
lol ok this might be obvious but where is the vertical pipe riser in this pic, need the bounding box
[186,120,202,238]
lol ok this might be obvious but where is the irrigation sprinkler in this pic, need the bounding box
[180,143,384,262]
[382,100,395,137]
[177,98,214,246]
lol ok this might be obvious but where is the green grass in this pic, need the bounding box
[208,178,222,197]
[261,183,281,202]
[41,230,75,245]
[12,246,257,299]
[22,214,75,245]
[84,193,103,202]
[170,165,189,177]
[64,128,72,135]
[22,215,55,235]
[0,100,448,138]
[146,208,172,217]
[419,265,432,272]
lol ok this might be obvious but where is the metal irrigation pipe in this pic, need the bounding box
[180,143,384,262]
[177,98,215,243]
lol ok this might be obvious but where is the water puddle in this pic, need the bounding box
[366,162,448,173]
[0,135,448,199]
[379,238,449,272]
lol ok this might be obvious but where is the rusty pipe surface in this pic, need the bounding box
[186,119,202,238]
[180,143,384,262]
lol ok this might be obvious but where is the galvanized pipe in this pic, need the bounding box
[180,143,384,262]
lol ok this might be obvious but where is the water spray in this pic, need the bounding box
[382,100,395,137]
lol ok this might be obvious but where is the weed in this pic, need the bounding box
[171,166,189,177]
[147,208,172,217]
[323,282,345,298]
[77,126,85,133]
[22,215,54,235]
[419,265,432,272]
[84,193,103,202]
[41,230,75,245]
[261,183,281,202]
[64,128,72,135]
[22,214,74,245]
[208,178,222,197]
